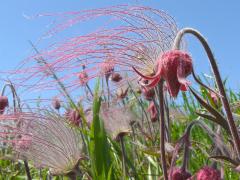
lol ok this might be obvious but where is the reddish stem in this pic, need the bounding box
[158,80,168,180]
[173,28,240,159]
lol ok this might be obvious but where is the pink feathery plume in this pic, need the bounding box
[0,110,83,176]
[7,5,178,100]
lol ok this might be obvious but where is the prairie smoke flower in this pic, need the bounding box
[52,97,61,110]
[100,104,136,140]
[196,166,221,180]
[65,109,81,126]
[11,6,177,99]
[0,96,9,114]
[133,50,192,97]
[1,111,83,176]
[147,101,158,122]
[168,167,191,180]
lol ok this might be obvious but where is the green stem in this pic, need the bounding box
[24,160,32,180]
[119,135,127,179]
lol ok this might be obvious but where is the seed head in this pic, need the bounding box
[100,104,135,140]
[1,111,83,176]
[0,96,9,114]
[196,166,221,180]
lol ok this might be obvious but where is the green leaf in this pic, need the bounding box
[89,82,112,180]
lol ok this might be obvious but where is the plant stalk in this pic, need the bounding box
[158,80,168,180]
[173,27,240,159]
[119,135,127,179]
[24,160,32,180]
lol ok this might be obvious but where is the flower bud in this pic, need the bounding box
[0,96,9,114]
[209,91,220,107]
[110,73,122,82]
[196,166,221,180]
[65,109,81,126]
[147,101,158,122]
[52,97,61,110]
[142,88,155,101]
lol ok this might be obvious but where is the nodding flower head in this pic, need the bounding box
[100,104,136,141]
[147,101,158,122]
[196,166,221,180]
[65,109,81,126]
[110,73,122,82]
[0,96,9,114]
[78,70,89,86]
[52,97,61,110]
[133,50,192,97]
[1,111,83,176]
[168,167,191,180]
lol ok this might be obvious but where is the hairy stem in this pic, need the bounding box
[158,80,168,180]
[173,27,240,159]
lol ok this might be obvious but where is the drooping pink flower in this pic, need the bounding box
[133,50,193,97]
[147,101,158,122]
[196,166,221,180]
[65,109,81,126]
[0,96,9,114]
[168,167,191,180]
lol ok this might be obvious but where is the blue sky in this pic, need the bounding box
[1,0,240,93]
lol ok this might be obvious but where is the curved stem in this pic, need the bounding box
[173,27,240,159]
[158,80,168,180]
